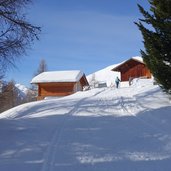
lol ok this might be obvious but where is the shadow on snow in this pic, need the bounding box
[0,105,171,171]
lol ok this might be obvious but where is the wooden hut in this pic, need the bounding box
[111,57,151,81]
[31,70,89,100]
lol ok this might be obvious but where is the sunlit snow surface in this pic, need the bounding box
[0,78,171,171]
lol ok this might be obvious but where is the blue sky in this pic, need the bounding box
[6,0,150,86]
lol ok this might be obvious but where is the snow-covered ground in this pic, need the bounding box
[0,78,171,171]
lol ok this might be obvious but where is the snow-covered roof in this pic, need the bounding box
[31,70,84,84]
[132,56,143,63]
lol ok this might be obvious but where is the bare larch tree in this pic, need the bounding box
[0,0,41,76]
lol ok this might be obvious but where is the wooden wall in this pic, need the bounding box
[37,82,75,100]
[121,62,151,81]
[36,75,89,100]
[80,74,89,87]
[113,59,151,81]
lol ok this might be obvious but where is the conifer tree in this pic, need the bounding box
[135,0,171,94]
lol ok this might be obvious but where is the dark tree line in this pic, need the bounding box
[0,59,48,113]
[0,81,17,112]
[0,80,37,113]
[136,0,171,94]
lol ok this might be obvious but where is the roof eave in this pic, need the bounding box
[111,58,144,71]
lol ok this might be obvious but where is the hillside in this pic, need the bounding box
[0,78,171,171]
[86,63,120,87]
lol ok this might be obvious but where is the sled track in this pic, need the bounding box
[40,89,105,171]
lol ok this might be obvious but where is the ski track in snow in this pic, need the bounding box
[41,89,105,171]
[1,79,171,171]
[115,87,166,134]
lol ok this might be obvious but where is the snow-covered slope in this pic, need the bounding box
[0,78,171,171]
[87,63,120,87]
[15,83,29,99]
[15,84,29,95]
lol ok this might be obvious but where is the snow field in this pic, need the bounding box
[0,78,171,171]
